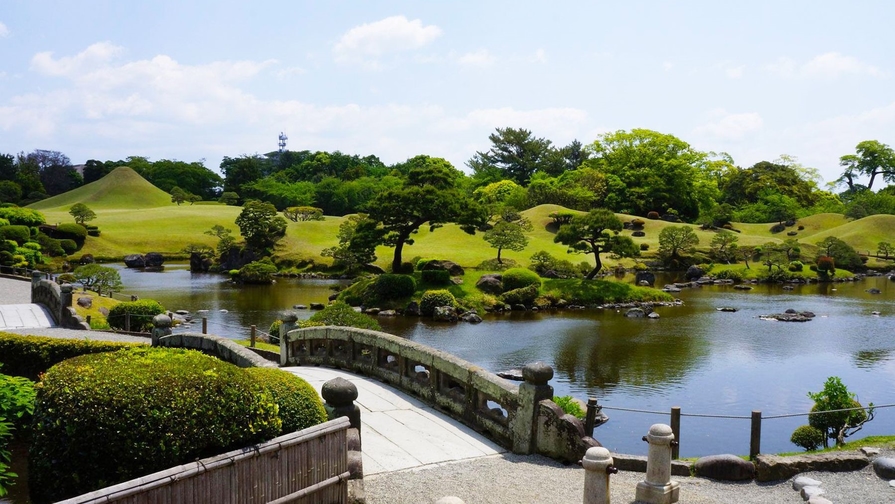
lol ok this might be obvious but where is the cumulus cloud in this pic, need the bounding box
[0,21,9,37]
[726,65,744,79]
[457,49,495,68]
[333,16,442,68]
[531,48,547,64]
[31,42,124,76]
[766,52,881,78]
[693,110,763,140]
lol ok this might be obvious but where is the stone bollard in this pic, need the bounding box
[322,377,361,443]
[635,424,680,504]
[150,314,173,346]
[582,446,617,504]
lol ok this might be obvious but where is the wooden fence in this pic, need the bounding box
[57,417,352,504]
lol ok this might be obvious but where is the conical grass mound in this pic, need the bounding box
[29,167,174,211]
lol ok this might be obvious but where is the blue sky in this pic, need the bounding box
[1,1,892,185]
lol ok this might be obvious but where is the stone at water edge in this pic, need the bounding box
[801,486,825,500]
[792,476,822,491]
[873,457,895,480]
[860,447,880,456]
[693,454,755,481]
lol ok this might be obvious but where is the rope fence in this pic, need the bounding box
[589,400,894,459]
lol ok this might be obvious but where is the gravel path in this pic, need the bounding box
[364,450,895,504]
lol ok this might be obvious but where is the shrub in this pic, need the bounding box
[713,269,743,281]
[788,261,804,272]
[59,239,78,255]
[0,368,36,434]
[790,425,825,451]
[34,233,64,257]
[500,284,539,306]
[816,256,835,275]
[106,300,166,332]
[268,319,283,344]
[419,290,457,316]
[0,207,45,227]
[29,347,281,503]
[640,243,650,251]
[420,269,451,285]
[87,228,101,237]
[304,301,381,331]
[238,260,278,284]
[50,223,88,247]
[0,225,30,244]
[373,274,417,300]
[630,219,645,229]
[0,420,13,497]
[246,368,326,435]
[647,211,660,220]
[552,395,585,419]
[0,241,14,254]
[415,258,435,271]
[548,211,575,225]
[502,268,542,291]
[807,376,871,447]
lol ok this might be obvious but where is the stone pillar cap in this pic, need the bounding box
[646,423,675,444]
[281,311,299,323]
[522,361,554,385]
[152,314,173,328]
[322,377,358,405]
[581,446,613,471]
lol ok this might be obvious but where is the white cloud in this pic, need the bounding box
[31,42,124,76]
[531,49,547,64]
[457,49,495,68]
[693,110,763,140]
[333,16,442,68]
[0,21,9,38]
[801,51,881,78]
[725,65,744,79]
[766,52,881,79]
[662,61,673,71]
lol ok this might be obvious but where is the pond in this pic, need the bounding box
[110,265,895,457]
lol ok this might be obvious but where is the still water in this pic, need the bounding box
[116,265,895,458]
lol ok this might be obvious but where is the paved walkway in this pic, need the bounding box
[282,366,507,475]
[0,303,56,329]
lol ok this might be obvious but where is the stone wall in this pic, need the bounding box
[30,271,90,330]
[156,332,278,369]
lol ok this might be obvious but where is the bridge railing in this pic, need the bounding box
[282,325,598,462]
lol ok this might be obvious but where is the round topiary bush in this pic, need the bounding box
[647,211,660,220]
[29,347,281,503]
[106,299,166,332]
[420,269,451,285]
[304,301,381,331]
[640,243,650,251]
[419,290,457,317]
[246,368,327,435]
[501,268,542,292]
[499,284,539,306]
[372,274,416,301]
[790,424,825,451]
[52,223,88,247]
[0,225,31,244]
[59,239,78,255]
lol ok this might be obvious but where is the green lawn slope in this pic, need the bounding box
[24,169,895,268]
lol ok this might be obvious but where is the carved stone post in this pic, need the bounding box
[59,284,74,327]
[322,377,361,442]
[512,361,554,454]
[582,446,617,504]
[278,312,299,365]
[150,314,173,346]
[635,424,680,504]
[30,270,42,302]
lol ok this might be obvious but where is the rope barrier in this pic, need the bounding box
[600,402,895,421]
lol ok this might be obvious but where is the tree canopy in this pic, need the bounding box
[837,140,895,192]
[235,200,288,253]
[553,208,624,279]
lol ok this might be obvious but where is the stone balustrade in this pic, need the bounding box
[31,271,89,330]
[281,325,600,461]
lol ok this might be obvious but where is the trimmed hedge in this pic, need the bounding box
[0,207,45,227]
[420,269,450,285]
[246,368,326,434]
[0,332,140,380]
[419,290,456,317]
[238,260,278,284]
[500,284,539,306]
[51,223,88,247]
[0,225,30,245]
[107,300,166,332]
[303,301,381,331]
[372,274,416,301]
[29,347,281,503]
[502,268,542,291]
[59,239,78,255]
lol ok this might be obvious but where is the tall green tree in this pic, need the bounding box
[720,160,819,209]
[367,156,486,272]
[235,201,288,253]
[588,129,711,221]
[483,217,533,264]
[220,155,271,197]
[837,140,895,192]
[468,127,554,186]
[553,208,624,280]
[709,231,739,264]
[321,214,383,272]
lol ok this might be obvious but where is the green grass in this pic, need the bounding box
[70,291,120,329]
[777,435,895,457]
[234,339,280,353]
[25,168,895,270]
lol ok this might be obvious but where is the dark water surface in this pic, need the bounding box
[115,265,895,457]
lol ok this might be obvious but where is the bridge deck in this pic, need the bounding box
[283,366,507,475]
[0,303,56,330]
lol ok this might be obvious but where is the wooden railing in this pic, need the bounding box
[57,417,353,504]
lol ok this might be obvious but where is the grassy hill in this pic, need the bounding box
[31,167,174,211]
[25,169,895,269]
